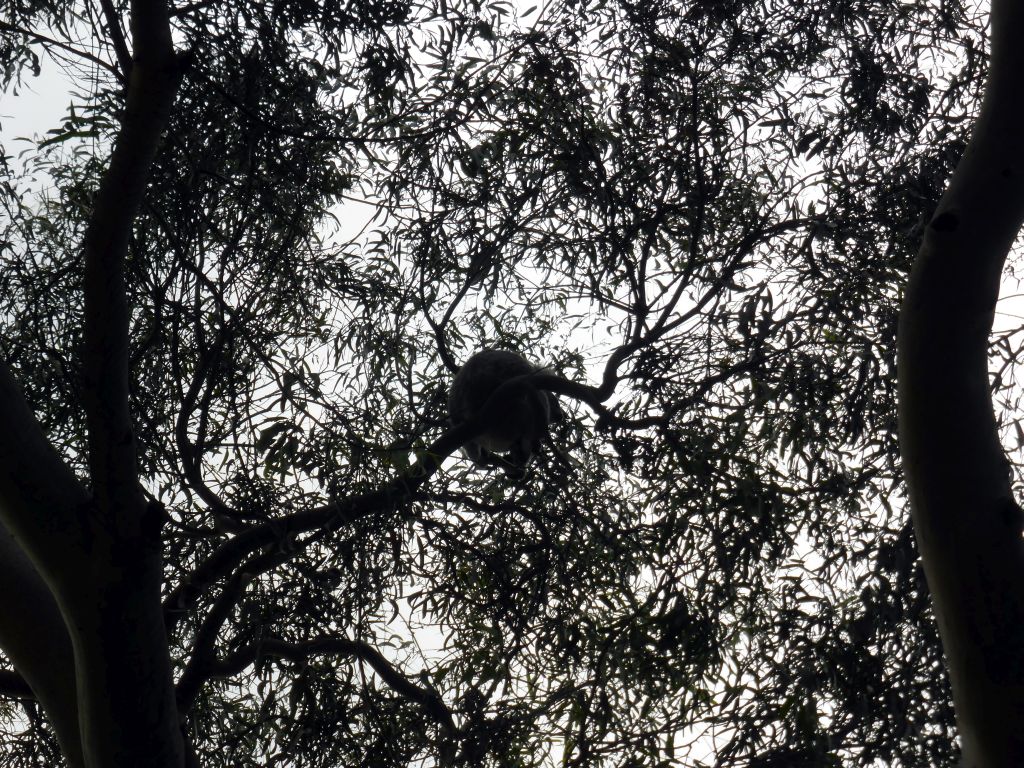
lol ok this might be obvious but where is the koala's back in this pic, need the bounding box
[448,350,535,413]
[448,350,550,448]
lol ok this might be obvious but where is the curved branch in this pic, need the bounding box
[163,421,475,633]
[210,636,455,729]
[0,520,82,765]
[174,537,312,710]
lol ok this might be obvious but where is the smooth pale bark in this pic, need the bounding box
[897,0,1024,763]
[0,521,82,766]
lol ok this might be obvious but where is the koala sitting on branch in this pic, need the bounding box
[447,349,562,478]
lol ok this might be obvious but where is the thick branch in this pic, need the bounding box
[0,362,87,762]
[81,0,179,531]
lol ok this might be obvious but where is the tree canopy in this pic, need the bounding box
[0,0,1006,765]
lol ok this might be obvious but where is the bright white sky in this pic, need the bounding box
[0,52,75,152]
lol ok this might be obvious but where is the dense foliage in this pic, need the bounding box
[0,0,998,765]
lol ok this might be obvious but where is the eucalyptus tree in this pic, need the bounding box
[0,0,994,766]
[899,1,1024,764]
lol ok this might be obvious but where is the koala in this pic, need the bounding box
[447,349,562,478]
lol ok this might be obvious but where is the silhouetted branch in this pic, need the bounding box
[210,636,456,729]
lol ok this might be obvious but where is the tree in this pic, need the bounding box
[898,0,1024,764]
[0,0,996,766]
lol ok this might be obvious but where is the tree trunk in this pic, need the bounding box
[897,0,1024,763]
[0,1,184,764]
